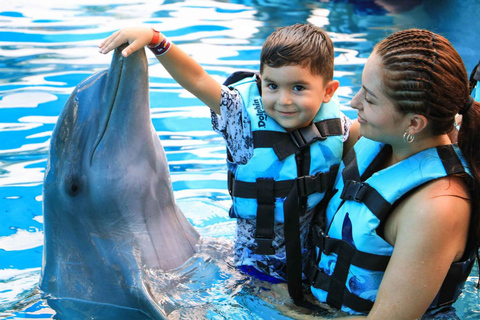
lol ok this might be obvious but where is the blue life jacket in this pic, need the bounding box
[306,137,476,314]
[223,71,344,305]
[224,71,344,255]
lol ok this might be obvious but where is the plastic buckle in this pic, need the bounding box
[256,237,275,255]
[351,181,366,202]
[296,173,325,197]
[341,180,367,202]
[291,123,325,149]
[296,176,307,196]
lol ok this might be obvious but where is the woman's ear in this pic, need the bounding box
[323,80,340,103]
[408,114,428,135]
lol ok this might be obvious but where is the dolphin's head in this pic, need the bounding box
[46,45,155,212]
[41,46,199,316]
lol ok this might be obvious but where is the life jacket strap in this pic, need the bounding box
[228,166,339,253]
[252,118,343,161]
[228,166,339,200]
[228,170,292,199]
[223,70,260,89]
[430,245,476,309]
[307,262,374,313]
[306,223,390,313]
[468,59,480,94]
[254,178,276,255]
[309,224,391,271]
[291,118,342,147]
[340,180,392,222]
[297,164,339,197]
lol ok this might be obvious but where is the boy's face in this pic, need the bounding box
[261,65,337,132]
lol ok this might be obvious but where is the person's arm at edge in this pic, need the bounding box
[99,27,222,114]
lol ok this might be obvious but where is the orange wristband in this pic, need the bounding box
[148,28,160,47]
[148,37,172,56]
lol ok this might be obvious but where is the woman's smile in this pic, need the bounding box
[357,114,367,123]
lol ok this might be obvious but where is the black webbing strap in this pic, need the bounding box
[469,59,480,94]
[310,270,374,312]
[340,146,392,222]
[434,145,476,307]
[229,166,340,199]
[341,148,361,187]
[265,118,343,161]
[435,248,476,307]
[310,227,390,271]
[283,146,317,307]
[304,223,326,285]
[227,170,234,196]
[252,130,288,149]
[306,233,377,312]
[325,240,355,309]
[298,164,339,197]
[254,178,276,255]
[283,180,304,305]
[436,145,467,176]
[340,180,392,222]
[342,144,393,184]
[291,119,343,147]
[230,174,293,199]
[223,70,260,88]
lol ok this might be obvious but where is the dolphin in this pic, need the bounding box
[39,44,200,319]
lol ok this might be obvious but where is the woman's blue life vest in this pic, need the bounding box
[223,71,344,256]
[306,137,476,314]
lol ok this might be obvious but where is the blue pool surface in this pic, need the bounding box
[1,0,479,318]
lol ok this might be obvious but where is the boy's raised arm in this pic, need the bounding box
[99,27,222,114]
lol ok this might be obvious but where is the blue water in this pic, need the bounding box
[1,0,479,319]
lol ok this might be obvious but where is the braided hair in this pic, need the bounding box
[374,28,480,243]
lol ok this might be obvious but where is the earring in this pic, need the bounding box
[403,131,415,143]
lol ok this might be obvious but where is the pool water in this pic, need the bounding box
[1,0,479,319]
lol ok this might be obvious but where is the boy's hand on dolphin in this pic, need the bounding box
[98,27,153,57]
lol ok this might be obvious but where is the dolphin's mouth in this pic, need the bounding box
[89,48,125,165]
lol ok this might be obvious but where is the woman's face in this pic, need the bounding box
[350,52,411,144]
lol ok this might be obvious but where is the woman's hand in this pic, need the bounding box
[98,27,154,57]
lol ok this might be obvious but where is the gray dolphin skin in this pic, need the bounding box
[39,45,200,319]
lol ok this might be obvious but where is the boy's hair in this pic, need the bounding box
[260,23,334,83]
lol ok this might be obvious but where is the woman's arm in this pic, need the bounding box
[366,176,470,319]
[99,27,222,114]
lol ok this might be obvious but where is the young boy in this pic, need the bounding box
[99,23,356,303]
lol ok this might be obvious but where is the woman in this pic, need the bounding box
[307,29,480,319]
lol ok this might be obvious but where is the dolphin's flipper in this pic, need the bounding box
[40,45,199,319]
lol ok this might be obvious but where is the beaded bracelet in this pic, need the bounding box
[148,28,171,56]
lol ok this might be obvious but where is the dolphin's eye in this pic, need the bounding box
[66,177,82,197]
[71,184,79,194]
